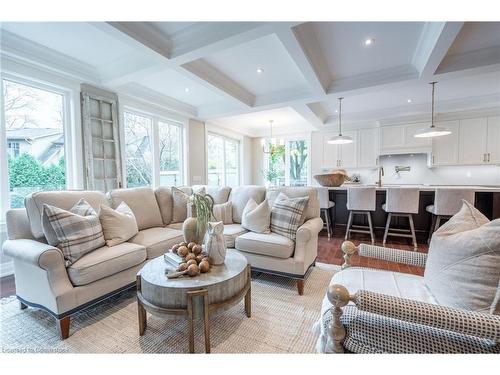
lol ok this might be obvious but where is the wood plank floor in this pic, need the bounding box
[0,225,428,299]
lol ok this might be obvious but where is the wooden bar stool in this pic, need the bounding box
[317,187,335,238]
[345,187,376,244]
[426,188,475,243]
[382,187,420,250]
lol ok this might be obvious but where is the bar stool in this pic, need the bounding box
[317,187,335,238]
[426,188,475,243]
[382,187,420,250]
[345,187,376,244]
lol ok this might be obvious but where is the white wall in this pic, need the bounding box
[188,119,207,185]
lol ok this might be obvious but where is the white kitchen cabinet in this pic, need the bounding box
[431,121,460,166]
[322,132,341,168]
[358,127,379,168]
[486,116,500,164]
[380,123,431,154]
[458,118,488,165]
[380,125,405,149]
[339,131,357,168]
[405,123,432,148]
[321,131,357,168]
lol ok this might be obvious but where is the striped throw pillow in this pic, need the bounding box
[212,201,233,224]
[43,199,105,265]
[270,193,309,241]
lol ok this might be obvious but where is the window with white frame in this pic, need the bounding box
[1,78,68,209]
[123,109,184,188]
[207,133,240,187]
[263,138,309,187]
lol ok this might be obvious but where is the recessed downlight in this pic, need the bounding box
[256,67,264,74]
[184,88,190,93]
[407,99,412,103]
[364,38,375,46]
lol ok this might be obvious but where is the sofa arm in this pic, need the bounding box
[293,217,323,267]
[341,241,427,269]
[296,217,323,244]
[3,239,67,271]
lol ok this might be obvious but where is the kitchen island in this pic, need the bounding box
[326,184,500,243]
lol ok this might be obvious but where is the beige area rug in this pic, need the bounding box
[0,263,339,354]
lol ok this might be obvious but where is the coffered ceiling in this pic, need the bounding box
[1,21,499,136]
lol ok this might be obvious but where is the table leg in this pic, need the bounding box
[187,294,195,353]
[245,266,252,318]
[187,289,210,354]
[203,291,210,353]
[136,275,147,336]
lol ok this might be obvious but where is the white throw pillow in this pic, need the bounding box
[424,200,500,314]
[171,186,205,222]
[241,198,271,233]
[212,201,233,224]
[99,202,139,247]
[270,193,309,241]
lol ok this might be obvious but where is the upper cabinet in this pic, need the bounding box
[380,123,431,154]
[431,121,460,166]
[486,116,500,164]
[358,127,379,168]
[458,118,488,165]
[321,130,358,168]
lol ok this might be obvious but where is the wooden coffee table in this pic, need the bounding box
[136,249,251,353]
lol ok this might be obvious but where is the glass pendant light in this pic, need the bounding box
[414,82,451,138]
[328,97,353,144]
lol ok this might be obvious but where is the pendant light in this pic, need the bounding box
[414,81,451,138]
[262,120,276,153]
[328,97,353,144]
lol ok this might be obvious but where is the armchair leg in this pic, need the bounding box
[296,279,304,295]
[58,316,70,340]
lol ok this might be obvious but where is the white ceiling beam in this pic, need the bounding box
[275,23,330,96]
[436,46,500,75]
[412,22,464,80]
[289,103,324,130]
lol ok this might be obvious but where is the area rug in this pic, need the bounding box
[0,263,339,353]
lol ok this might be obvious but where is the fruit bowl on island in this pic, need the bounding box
[313,169,348,187]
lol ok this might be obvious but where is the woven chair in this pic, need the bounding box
[315,241,500,354]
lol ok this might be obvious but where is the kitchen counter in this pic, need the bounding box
[327,184,500,193]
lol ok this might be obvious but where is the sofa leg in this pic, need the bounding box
[58,316,70,340]
[296,279,304,295]
[20,301,28,310]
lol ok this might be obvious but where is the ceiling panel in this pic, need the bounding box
[212,107,314,136]
[202,34,309,96]
[447,22,500,56]
[311,22,425,80]
[149,22,197,37]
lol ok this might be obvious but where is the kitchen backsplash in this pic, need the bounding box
[344,154,500,186]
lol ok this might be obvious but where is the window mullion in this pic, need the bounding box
[151,118,160,188]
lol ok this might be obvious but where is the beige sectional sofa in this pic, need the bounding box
[3,185,321,339]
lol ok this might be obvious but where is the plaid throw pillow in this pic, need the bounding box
[43,199,105,266]
[270,193,309,241]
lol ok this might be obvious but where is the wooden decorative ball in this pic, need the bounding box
[186,259,197,266]
[187,242,196,250]
[192,244,202,255]
[180,241,188,247]
[195,255,204,264]
[185,253,196,261]
[177,246,189,257]
[177,263,188,272]
[186,264,200,277]
[202,257,210,264]
[199,260,210,273]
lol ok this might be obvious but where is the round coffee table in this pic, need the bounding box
[136,249,251,353]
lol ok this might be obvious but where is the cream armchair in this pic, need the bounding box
[316,242,500,354]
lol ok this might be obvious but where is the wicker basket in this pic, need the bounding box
[313,169,348,187]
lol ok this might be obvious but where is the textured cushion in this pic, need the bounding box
[241,198,271,233]
[171,186,194,223]
[223,224,248,248]
[129,227,184,259]
[212,201,233,224]
[154,186,174,226]
[270,193,309,241]
[25,190,109,239]
[43,199,105,265]
[266,187,320,223]
[67,242,146,286]
[108,187,163,230]
[235,231,295,259]
[99,202,139,247]
[424,201,500,314]
[166,222,184,230]
[228,185,266,224]
[192,185,231,204]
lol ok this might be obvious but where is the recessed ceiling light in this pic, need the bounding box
[256,67,264,74]
[184,88,190,93]
[407,99,412,103]
[364,38,375,46]
[334,109,338,113]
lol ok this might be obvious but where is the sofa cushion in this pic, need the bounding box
[99,202,139,247]
[235,231,294,259]
[270,193,309,241]
[25,190,109,240]
[154,186,174,226]
[67,242,146,286]
[223,224,248,248]
[241,198,271,233]
[43,199,106,266]
[130,227,184,259]
[108,187,163,230]
[266,187,320,223]
[228,185,266,224]
[424,201,500,314]
[192,185,231,204]
[171,186,194,223]
[167,222,184,230]
[212,201,233,224]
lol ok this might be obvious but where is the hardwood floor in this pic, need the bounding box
[0,225,428,299]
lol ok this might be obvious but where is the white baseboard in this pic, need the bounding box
[0,261,14,278]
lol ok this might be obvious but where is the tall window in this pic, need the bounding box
[207,133,240,187]
[2,79,66,208]
[123,110,184,188]
[264,139,309,187]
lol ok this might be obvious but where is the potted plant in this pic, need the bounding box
[182,192,214,245]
